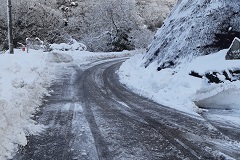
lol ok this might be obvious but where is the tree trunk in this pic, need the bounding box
[7,0,14,54]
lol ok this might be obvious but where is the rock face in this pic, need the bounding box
[190,70,240,84]
[143,0,240,70]
[225,37,240,60]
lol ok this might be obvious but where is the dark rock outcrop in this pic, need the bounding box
[189,69,240,84]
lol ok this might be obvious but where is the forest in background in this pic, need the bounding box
[0,0,175,52]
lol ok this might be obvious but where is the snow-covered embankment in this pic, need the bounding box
[118,49,240,116]
[0,50,54,160]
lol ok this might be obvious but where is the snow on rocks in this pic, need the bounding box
[118,49,240,115]
[143,0,240,70]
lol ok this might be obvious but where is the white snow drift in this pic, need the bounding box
[118,49,240,116]
[0,50,53,160]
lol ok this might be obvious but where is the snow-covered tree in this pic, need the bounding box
[135,0,176,31]
[0,0,65,49]
[65,0,143,51]
[0,0,8,50]
[76,0,176,51]
[88,0,139,51]
[0,0,176,51]
[12,0,65,44]
[144,0,240,70]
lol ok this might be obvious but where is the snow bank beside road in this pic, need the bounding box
[0,50,54,160]
[118,49,240,116]
[0,48,137,159]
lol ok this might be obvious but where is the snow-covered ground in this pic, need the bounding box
[118,49,240,122]
[0,48,135,160]
[0,50,53,160]
[1,45,240,159]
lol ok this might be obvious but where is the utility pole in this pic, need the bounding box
[7,0,14,54]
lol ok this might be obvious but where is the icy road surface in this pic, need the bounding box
[14,58,240,160]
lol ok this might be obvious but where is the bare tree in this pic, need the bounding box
[0,0,176,51]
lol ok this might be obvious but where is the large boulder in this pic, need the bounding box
[143,0,240,70]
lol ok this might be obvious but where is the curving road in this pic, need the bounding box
[13,58,240,160]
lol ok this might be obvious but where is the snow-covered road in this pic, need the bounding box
[13,56,240,160]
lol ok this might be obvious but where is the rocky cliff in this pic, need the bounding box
[143,0,240,70]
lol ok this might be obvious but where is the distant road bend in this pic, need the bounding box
[14,58,240,160]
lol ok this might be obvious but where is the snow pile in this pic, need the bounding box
[50,39,87,51]
[118,49,240,115]
[0,47,137,159]
[0,50,54,160]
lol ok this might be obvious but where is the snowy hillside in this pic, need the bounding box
[143,0,240,69]
[118,49,240,125]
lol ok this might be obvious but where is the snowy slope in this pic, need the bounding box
[118,48,240,156]
[143,0,240,69]
[119,49,240,116]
